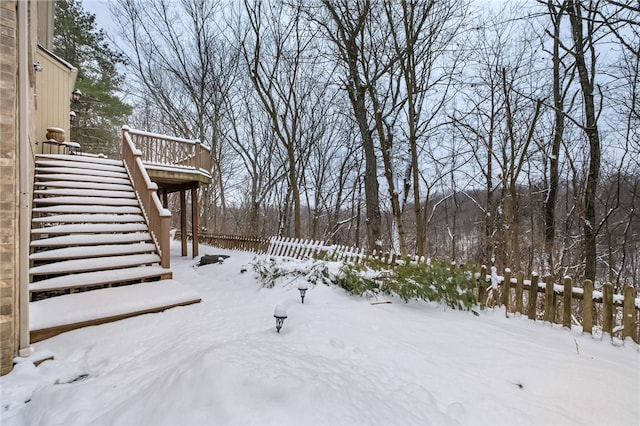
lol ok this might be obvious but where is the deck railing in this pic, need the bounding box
[124,128,212,174]
[122,126,171,268]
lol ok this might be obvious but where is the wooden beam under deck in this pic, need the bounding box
[145,167,211,188]
[159,180,200,195]
[143,163,209,260]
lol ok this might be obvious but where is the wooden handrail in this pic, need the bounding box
[125,127,212,174]
[122,126,172,268]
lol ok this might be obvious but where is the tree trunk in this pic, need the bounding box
[322,0,382,251]
[568,0,600,281]
[370,94,407,256]
[544,0,567,276]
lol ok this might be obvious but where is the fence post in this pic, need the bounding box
[478,265,487,307]
[502,269,511,311]
[563,276,572,329]
[528,273,539,320]
[544,275,555,323]
[582,279,594,335]
[515,271,524,314]
[622,286,638,343]
[602,283,614,337]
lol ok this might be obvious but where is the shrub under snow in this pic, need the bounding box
[252,256,477,310]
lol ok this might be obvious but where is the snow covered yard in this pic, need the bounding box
[1,241,639,425]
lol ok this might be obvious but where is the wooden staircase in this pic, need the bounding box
[28,153,200,342]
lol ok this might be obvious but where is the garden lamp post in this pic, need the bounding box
[274,306,287,333]
[298,282,308,303]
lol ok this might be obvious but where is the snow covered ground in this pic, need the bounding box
[2,240,639,425]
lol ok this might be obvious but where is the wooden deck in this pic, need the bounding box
[144,163,212,188]
[125,127,213,189]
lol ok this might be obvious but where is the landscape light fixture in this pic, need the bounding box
[274,306,287,333]
[72,89,82,103]
[69,110,76,124]
[298,282,308,303]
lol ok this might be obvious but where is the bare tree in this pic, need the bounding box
[593,0,640,55]
[384,0,468,257]
[222,76,284,235]
[452,11,546,270]
[113,0,237,231]
[539,0,576,275]
[566,0,602,281]
[239,0,329,238]
[311,0,383,251]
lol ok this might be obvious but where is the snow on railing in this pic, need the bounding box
[122,126,171,268]
[125,127,212,175]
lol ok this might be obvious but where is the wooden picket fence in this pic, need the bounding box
[264,236,423,265]
[194,234,639,343]
[191,234,410,264]
[479,266,639,343]
[197,233,270,253]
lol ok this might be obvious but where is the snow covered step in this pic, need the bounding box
[33,214,145,224]
[30,253,161,276]
[34,188,136,199]
[32,205,142,215]
[35,173,131,185]
[28,153,176,307]
[36,160,126,173]
[29,265,172,293]
[30,232,152,247]
[30,279,198,342]
[33,196,140,206]
[34,180,133,192]
[35,167,129,179]
[30,243,158,261]
[31,223,148,235]
[35,154,124,167]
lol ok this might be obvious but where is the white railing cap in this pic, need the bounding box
[127,127,198,145]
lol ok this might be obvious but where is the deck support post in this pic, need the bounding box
[191,187,199,258]
[180,190,187,257]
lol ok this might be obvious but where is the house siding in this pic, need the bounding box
[0,0,18,376]
[35,45,76,146]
